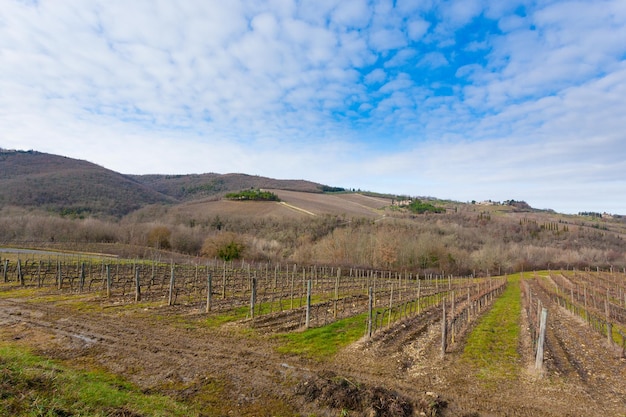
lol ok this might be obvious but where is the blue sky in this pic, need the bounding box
[1,0,625,214]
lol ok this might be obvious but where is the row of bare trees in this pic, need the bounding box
[1,206,624,275]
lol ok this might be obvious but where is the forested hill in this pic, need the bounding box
[0,149,334,217]
[0,150,175,217]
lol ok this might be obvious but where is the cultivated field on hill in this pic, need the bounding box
[1,251,625,416]
[271,189,391,218]
[167,189,391,221]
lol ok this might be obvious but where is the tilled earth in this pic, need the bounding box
[1,283,625,416]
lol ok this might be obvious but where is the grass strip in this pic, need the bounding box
[462,277,521,380]
[275,313,370,360]
[0,342,197,417]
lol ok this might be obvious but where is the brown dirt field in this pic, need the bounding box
[174,198,305,220]
[270,190,390,218]
[1,280,625,416]
[169,191,391,222]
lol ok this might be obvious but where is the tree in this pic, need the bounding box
[223,189,279,201]
[147,226,171,250]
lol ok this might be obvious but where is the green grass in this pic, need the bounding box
[275,313,368,360]
[0,342,198,417]
[462,276,521,380]
[203,305,250,328]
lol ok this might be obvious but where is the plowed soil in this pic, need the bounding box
[1,280,625,416]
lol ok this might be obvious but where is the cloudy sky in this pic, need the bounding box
[1,0,625,214]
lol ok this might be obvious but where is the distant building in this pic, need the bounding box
[392,198,412,207]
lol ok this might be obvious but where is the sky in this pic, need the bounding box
[1,0,625,215]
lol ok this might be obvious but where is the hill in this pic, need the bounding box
[0,150,339,217]
[0,150,174,217]
[130,173,327,200]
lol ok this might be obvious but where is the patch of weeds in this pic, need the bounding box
[0,342,197,416]
[157,375,298,417]
[0,286,39,298]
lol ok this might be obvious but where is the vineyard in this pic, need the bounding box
[523,269,626,370]
[1,251,625,416]
[1,254,506,338]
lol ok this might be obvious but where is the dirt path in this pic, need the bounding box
[0,296,306,415]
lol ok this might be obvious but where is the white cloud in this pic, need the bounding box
[378,73,414,93]
[0,0,625,214]
[331,0,371,28]
[497,14,529,32]
[364,68,387,84]
[407,19,430,40]
[384,48,417,68]
[369,28,407,51]
[250,12,280,37]
[440,0,484,26]
[296,0,340,25]
[417,51,449,69]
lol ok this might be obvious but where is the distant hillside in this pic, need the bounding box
[130,173,326,200]
[0,150,338,217]
[0,150,175,217]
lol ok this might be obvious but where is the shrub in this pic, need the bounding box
[201,232,246,261]
[407,200,445,214]
[170,228,203,255]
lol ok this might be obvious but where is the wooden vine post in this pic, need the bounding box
[168,263,176,306]
[416,279,421,315]
[451,291,456,344]
[605,299,613,346]
[134,266,141,303]
[290,268,295,310]
[151,260,156,288]
[57,260,63,290]
[206,272,212,313]
[535,307,548,372]
[106,264,112,298]
[37,261,42,288]
[305,279,312,329]
[334,269,340,318]
[250,276,257,319]
[79,262,85,292]
[222,261,226,299]
[441,302,447,357]
[299,268,306,308]
[17,259,24,286]
[3,259,8,283]
[367,287,373,338]
[387,283,394,327]
[583,284,589,323]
